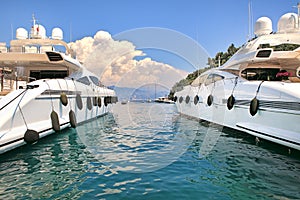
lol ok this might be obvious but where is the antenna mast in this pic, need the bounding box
[298,2,300,29]
[32,14,36,27]
[248,0,253,40]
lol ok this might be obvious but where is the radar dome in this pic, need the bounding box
[52,28,63,40]
[254,17,272,36]
[30,24,46,39]
[16,28,28,39]
[277,13,299,33]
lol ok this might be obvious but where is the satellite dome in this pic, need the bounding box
[254,17,272,36]
[277,13,299,33]
[52,28,63,40]
[16,28,28,39]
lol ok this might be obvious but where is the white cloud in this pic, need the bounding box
[69,30,188,88]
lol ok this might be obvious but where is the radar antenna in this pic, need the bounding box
[30,14,40,38]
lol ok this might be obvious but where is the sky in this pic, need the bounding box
[0,0,299,87]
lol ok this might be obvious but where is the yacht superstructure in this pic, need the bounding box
[174,11,300,150]
[0,16,117,154]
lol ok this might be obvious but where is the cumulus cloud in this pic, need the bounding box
[112,57,187,88]
[69,30,187,88]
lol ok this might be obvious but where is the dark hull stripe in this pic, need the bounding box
[236,124,300,146]
[0,122,69,148]
[177,111,300,149]
[0,112,109,150]
[233,100,300,111]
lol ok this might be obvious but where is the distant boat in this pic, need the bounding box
[154,97,174,104]
[121,100,128,105]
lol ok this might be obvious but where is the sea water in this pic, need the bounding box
[0,102,299,199]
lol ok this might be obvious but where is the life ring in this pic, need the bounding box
[179,96,183,103]
[97,97,102,107]
[227,95,235,110]
[250,97,259,116]
[185,95,190,104]
[51,110,60,132]
[60,92,68,106]
[297,67,300,78]
[194,95,199,105]
[87,96,92,110]
[24,129,39,144]
[207,94,213,106]
[69,110,77,128]
[76,94,83,110]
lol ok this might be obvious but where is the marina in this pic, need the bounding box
[0,1,300,199]
[0,102,299,199]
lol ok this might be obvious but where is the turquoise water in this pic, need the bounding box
[0,102,299,199]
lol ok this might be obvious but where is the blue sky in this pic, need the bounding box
[0,0,298,72]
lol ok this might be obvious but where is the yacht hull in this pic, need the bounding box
[0,79,116,154]
[175,74,300,151]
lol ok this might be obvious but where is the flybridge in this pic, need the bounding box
[0,15,79,94]
[220,9,300,71]
[16,14,63,40]
[0,15,72,56]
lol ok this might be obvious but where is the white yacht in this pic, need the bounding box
[174,12,300,150]
[0,16,117,154]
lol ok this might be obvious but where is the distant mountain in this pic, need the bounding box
[110,85,170,101]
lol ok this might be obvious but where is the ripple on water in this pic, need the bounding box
[0,103,299,199]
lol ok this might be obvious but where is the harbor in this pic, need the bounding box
[0,102,299,199]
[0,1,300,199]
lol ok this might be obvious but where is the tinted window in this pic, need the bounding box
[241,68,280,81]
[256,50,271,58]
[76,76,90,85]
[89,76,99,86]
[191,74,208,87]
[204,74,214,86]
[204,74,224,86]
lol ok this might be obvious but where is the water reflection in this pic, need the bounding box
[77,102,196,173]
[0,102,299,199]
[0,128,92,199]
[186,121,300,200]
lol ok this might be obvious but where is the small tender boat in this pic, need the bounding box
[121,100,128,104]
[174,11,300,150]
[154,96,175,104]
[0,16,117,154]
